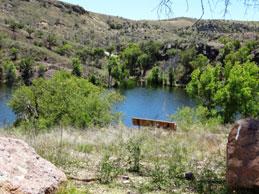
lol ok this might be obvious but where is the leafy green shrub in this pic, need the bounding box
[9,71,121,129]
[171,106,222,131]
[152,146,188,191]
[126,137,142,173]
[71,58,82,77]
[98,154,123,184]
[149,163,169,190]
[56,43,73,56]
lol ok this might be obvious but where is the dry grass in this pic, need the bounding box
[0,123,230,193]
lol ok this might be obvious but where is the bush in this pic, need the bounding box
[98,154,123,184]
[71,58,82,77]
[126,137,142,173]
[9,71,122,130]
[171,106,222,131]
[147,146,189,192]
[56,43,73,56]
[149,163,169,190]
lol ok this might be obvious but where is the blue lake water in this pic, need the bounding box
[0,86,16,128]
[0,86,195,128]
[114,87,195,127]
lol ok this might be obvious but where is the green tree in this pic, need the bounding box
[190,54,209,70]
[214,62,259,122]
[121,44,143,76]
[187,62,259,123]
[19,57,34,85]
[9,71,121,129]
[187,65,221,110]
[107,56,118,87]
[111,61,129,86]
[71,58,83,77]
[147,66,162,86]
[3,61,16,86]
[137,53,150,77]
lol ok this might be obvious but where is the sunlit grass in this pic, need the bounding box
[0,123,229,193]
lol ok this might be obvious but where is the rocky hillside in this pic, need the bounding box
[0,0,258,75]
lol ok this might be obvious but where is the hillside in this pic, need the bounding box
[0,0,259,82]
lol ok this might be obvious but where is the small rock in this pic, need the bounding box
[184,172,195,181]
[122,175,130,180]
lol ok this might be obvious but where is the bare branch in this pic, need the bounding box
[158,0,259,19]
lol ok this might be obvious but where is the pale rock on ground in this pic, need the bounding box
[0,137,67,194]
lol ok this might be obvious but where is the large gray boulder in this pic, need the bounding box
[0,137,67,194]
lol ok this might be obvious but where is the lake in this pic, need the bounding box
[0,86,195,128]
[0,86,16,128]
[114,87,195,127]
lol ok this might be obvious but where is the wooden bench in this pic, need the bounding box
[132,117,177,130]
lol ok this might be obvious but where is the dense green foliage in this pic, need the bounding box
[9,71,121,129]
[187,41,259,123]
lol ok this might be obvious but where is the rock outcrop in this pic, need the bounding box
[0,137,67,194]
[226,118,259,191]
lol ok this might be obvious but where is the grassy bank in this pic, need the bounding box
[1,123,230,194]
